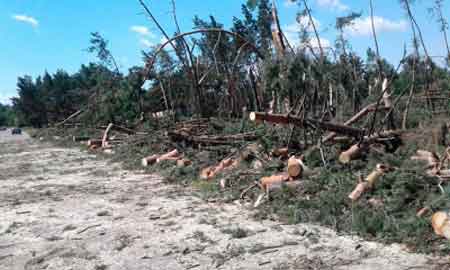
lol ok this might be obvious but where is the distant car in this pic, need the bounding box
[0,127,6,131]
[11,128,22,135]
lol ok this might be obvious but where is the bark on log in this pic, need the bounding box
[88,139,103,147]
[348,182,369,201]
[55,109,84,127]
[168,130,257,146]
[260,173,290,191]
[200,158,239,180]
[89,144,99,151]
[266,180,301,195]
[142,150,181,167]
[249,112,365,138]
[348,164,391,201]
[271,147,289,159]
[142,155,159,167]
[156,149,180,163]
[416,207,430,218]
[339,144,364,164]
[322,103,389,143]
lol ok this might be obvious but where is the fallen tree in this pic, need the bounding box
[249,112,365,138]
[322,103,390,143]
[167,130,258,146]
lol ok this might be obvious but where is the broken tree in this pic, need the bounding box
[249,112,365,138]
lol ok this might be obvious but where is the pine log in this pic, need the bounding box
[142,155,159,167]
[266,180,301,195]
[55,109,84,127]
[249,112,365,138]
[112,125,135,135]
[432,212,450,239]
[89,145,99,151]
[348,164,391,201]
[339,144,364,164]
[271,147,289,159]
[416,207,430,218]
[168,130,257,146]
[200,158,239,180]
[322,103,389,143]
[287,156,303,178]
[348,182,369,201]
[260,173,290,191]
[88,139,102,147]
[156,149,180,163]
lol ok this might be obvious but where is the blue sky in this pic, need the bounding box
[1,0,449,104]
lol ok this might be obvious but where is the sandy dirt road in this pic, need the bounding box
[0,130,446,269]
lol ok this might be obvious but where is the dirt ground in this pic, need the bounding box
[0,129,448,270]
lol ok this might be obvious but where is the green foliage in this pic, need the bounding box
[0,103,15,126]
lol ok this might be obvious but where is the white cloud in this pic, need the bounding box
[12,14,39,28]
[0,93,14,105]
[284,0,297,7]
[316,0,349,12]
[130,25,154,37]
[284,15,321,36]
[308,37,331,49]
[345,16,408,36]
[140,38,154,48]
[284,19,331,50]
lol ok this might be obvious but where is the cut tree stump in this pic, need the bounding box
[432,211,450,239]
[287,156,304,178]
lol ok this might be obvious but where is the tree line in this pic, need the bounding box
[6,0,450,128]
